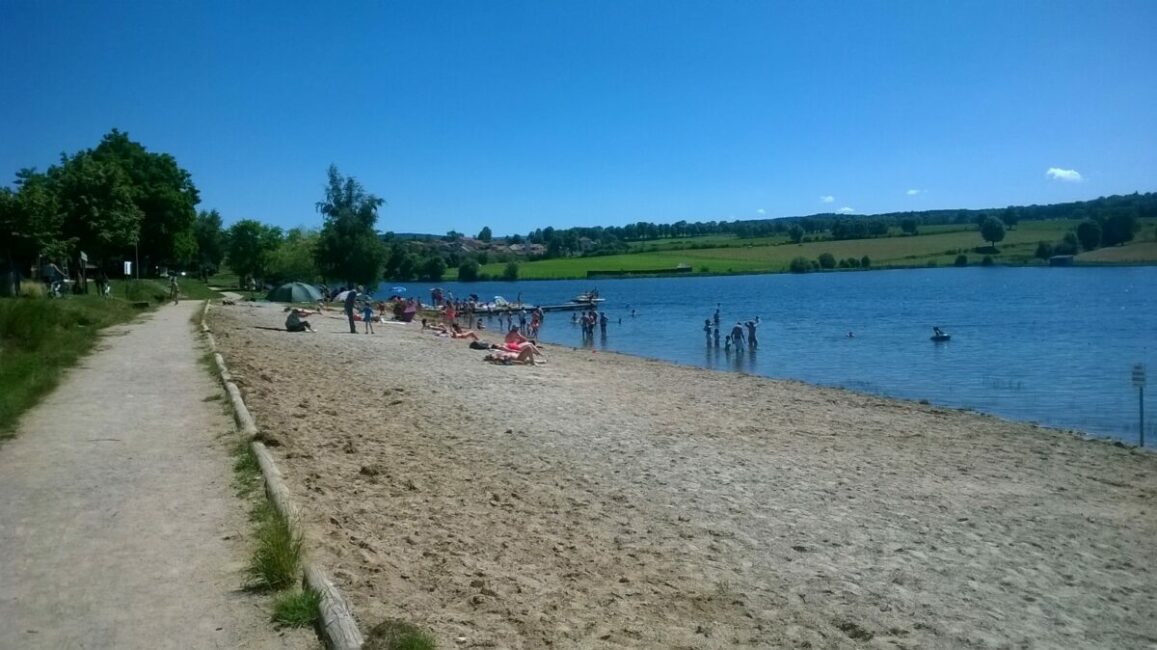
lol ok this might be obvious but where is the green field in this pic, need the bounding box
[475,218,1156,280]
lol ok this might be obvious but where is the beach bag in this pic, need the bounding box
[469,340,490,350]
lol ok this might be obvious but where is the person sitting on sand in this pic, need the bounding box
[285,308,315,333]
[505,325,533,346]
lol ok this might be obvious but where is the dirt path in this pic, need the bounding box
[0,302,315,649]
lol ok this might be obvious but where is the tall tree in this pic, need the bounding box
[193,209,226,273]
[266,228,320,283]
[477,226,492,242]
[91,130,200,270]
[52,152,143,264]
[1,169,68,272]
[1076,220,1102,251]
[313,165,387,287]
[226,219,282,285]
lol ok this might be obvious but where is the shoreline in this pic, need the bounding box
[209,301,1157,648]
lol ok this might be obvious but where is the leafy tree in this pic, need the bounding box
[788,257,811,273]
[900,218,918,235]
[1100,214,1136,246]
[226,219,282,285]
[954,254,968,267]
[1,169,68,272]
[502,261,519,281]
[1075,220,1101,251]
[1000,207,1019,230]
[509,234,523,245]
[193,209,226,274]
[1034,242,1054,259]
[860,255,871,268]
[817,252,836,269]
[979,216,1006,249]
[91,129,199,270]
[52,152,143,264]
[266,228,320,283]
[477,226,492,242]
[457,259,480,282]
[788,224,804,244]
[314,165,387,288]
[1055,232,1079,255]
[419,256,446,281]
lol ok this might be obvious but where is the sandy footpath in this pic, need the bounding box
[0,302,315,650]
[210,301,1157,649]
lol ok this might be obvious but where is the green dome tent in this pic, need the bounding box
[266,282,322,303]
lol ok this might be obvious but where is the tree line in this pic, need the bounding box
[5,130,1151,291]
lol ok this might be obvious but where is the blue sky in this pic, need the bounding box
[2,1,1155,237]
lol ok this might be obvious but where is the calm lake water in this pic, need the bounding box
[394,267,1156,444]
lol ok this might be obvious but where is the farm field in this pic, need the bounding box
[475,218,1155,280]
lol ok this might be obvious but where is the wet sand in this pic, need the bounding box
[209,301,1157,649]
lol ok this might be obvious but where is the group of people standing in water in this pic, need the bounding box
[704,305,759,351]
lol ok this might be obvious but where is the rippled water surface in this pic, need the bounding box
[396,267,1156,443]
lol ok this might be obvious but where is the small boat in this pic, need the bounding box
[931,334,951,342]
[572,291,605,304]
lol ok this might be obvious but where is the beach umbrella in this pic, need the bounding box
[333,289,353,303]
[266,282,322,304]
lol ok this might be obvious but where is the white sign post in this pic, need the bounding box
[123,261,132,277]
[1133,364,1146,447]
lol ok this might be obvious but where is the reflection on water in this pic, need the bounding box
[402,268,1156,443]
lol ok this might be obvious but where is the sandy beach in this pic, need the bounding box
[208,301,1157,649]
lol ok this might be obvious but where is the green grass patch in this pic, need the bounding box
[271,588,322,627]
[0,296,148,437]
[232,439,262,498]
[364,619,438,650]
[245,500,302,591]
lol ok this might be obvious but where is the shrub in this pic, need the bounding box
[457,260,480,282]
[364,620,438,650]
[981,255,995,266]
[860,255,871,268]
[846,257,861,268]
[272,589,322,627]
[501,261,519,281]
[837,259,849,268]
[245,501,302,591]
[788,257,811,273]
[954,254,968,267]
[1034,242,1054,259]
[817,252,836,269]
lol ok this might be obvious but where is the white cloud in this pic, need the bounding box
[1046,167,1083,182]
[906,189,921,196]
[838,206,855,214]
[756,208,766,215]
[820,195,834,203]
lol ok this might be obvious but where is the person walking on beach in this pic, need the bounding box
[168,274,180,305]
[745,319,759,349]
[344,286,360,334]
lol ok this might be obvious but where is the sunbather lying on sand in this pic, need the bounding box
[483,347,542,365]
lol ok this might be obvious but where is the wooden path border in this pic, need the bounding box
[200,301,364,650]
